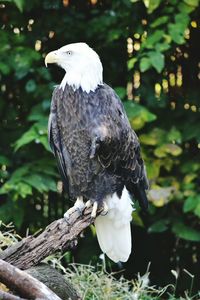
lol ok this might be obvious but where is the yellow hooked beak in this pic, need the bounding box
[45,51,58,67]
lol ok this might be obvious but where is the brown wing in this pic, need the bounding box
[91,84,149,210]
[48,88,70,195]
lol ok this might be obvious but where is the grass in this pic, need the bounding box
[46,254,200,300]
[0,223,199,300]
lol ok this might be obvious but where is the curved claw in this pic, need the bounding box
[100,201,109,216]
[91,201,98,218]
[64,196,84,220]
[85,200,92,209]
[85,200,109,218]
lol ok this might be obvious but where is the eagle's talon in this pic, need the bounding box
[100,201,109,216]
[64,196,85,221]
[91,201,98,218]
[85,200,92,209]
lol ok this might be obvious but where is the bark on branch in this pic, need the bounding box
[0,259,62,300]
[0,290,27,300]
[0,206,100,270]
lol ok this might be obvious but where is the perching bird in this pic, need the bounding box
[45,43,149,263]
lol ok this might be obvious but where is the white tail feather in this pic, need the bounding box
[94,187,133,263]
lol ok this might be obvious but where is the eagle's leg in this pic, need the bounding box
[64,196,85,220]
[85,200,108,218]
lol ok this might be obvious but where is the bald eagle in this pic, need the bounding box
[45,43,148,263]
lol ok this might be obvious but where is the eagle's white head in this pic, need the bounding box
[45,42,103,93]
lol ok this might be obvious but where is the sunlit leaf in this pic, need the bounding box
[140,128,166,146]
[127,57,137,70]
[168,24,185,44]
[144,30,164,49]
[148,51,165,73]
[124,102,157,126]
[146,160,161,179]
[165,144,182,156]
[14,121,48,151]
[183,0,199,7]
[139,57,151,72]
[16,182,32,198]
[150,16,169,28]
[167,127,182,143]
[143,0,162,13]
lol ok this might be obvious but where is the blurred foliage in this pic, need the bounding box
[0,0,200,289]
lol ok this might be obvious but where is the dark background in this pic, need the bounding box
[0,0,200,295]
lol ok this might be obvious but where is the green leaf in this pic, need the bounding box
[167,128,182,143]
[143,0,162,13]
[25,79,37,93]
[178,2,196,13]
[23,174,57,193]
[16,182,32,198]
[148,51,164,73]
[172,222,200,242]
[168,24,185,45]
[175,13,190,28]
[140,128,166,146]
[155,43,170,52]
[12,0,25,12]
[132,211,144,227]
[14,121,48,151]
[0,200,25,228]
[154,145,167,158]
[38,135,50,152]
[165,144,183,156]
[146,160,161,179]
[124,101,156,122]
[9,166,29,183]
[144,30,164,49]
[0,62,10,75]
[148,219,169,233]
[14,127,38,151]
[194,204,200,218]
[0,155,11,166]
[154,144,182,158]
[139,57,151,72]
[150,16,169,28]
[114,87,126,99]
[183,196,198,213]
[22,174,46,193]
[127,57,137,70]
[183,0,199,7]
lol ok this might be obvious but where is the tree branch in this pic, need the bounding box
[0,259,62,300]
[0,206,100,270]
[0,290,27,300]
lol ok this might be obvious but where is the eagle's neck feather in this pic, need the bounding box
[60,62,103,93]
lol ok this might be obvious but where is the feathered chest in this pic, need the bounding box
[57,86,101,132]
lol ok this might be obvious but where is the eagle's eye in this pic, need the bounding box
[66,51,72,56]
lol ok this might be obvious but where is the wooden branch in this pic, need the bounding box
[0,290,27,300]
[0,207,100,270]
[26,264,81,300]
[0,259,62,300]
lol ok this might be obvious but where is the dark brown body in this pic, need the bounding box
[48,84,148,209]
